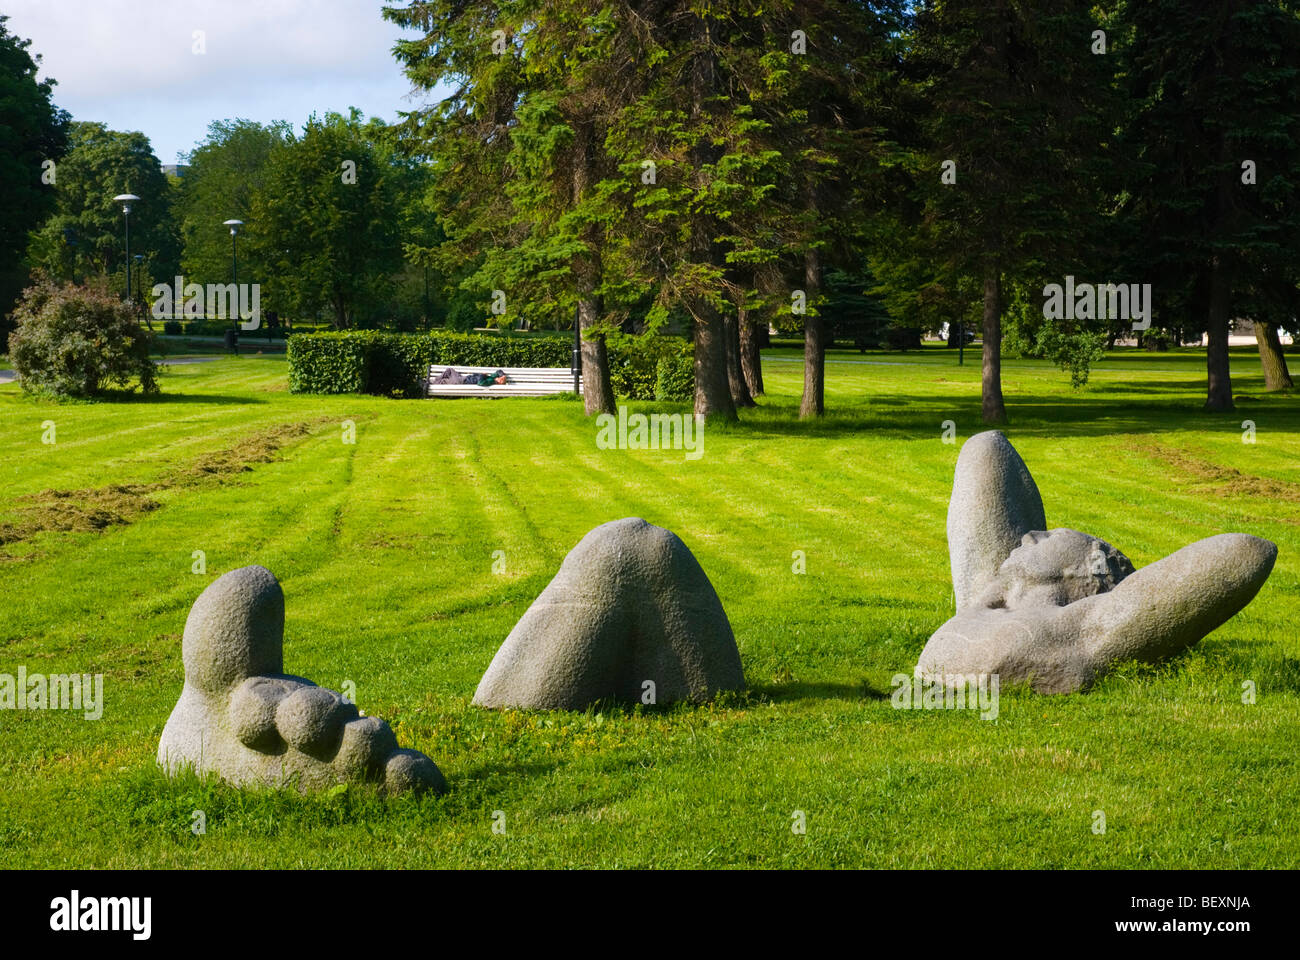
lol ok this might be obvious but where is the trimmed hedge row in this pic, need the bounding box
[287,330,694,401]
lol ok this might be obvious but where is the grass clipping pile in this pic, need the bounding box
[0,422,320,551]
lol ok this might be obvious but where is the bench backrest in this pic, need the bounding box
[428,365,580,385]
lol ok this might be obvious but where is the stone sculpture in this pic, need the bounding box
[474,517,746,709]
[158,565,445,794]
[917,431,1277,693]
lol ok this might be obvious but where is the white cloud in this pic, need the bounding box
[3,0,435,162]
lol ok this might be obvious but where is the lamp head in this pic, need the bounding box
[223,219,244,236]
[113,193,140,214]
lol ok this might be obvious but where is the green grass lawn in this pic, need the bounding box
[1,345,1298,868]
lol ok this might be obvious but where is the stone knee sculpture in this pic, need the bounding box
[158,565,445,794]
[474,518,746,710]
[917,431,1277,694]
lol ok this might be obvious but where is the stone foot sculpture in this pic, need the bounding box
[916,432,1277,694]
[158,565,445,794]
[474,518,746,710]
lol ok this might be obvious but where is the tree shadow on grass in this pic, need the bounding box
[98,389,264,406]
[728,392,1300,441]
[456,758,561,783]
[752,680,892,703]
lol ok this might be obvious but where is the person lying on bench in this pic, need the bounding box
[430,367,509,386]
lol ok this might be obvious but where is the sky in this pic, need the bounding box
[3,0,435,164]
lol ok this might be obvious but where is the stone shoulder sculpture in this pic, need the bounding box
[158,565,445,794]
[474,517,746,710]
[917,431,1277,694]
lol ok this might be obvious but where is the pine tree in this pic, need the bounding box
[1121,0,1300,410]
[385,0,625,414]
[903,0,1119,423]
[746,1,906,417]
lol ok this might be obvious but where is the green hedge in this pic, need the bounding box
[288,330,694,401]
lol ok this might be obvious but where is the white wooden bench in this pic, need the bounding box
[426,365,582,397]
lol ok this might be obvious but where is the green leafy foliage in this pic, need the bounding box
[653,352,695,402]
[604,332,691,401]
[174,119,289,290]
[248,110,407,329]
[25,121,180,294]
[7,273,158,397]
[1001,278,1107,388]
[0,15,69,335]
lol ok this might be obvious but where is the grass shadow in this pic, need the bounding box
[454,758,562,783]
[753,680,891,703]
[728,392,1300,441]
[98,390,266,406]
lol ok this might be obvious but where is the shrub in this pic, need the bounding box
[883,326,924,351]
[654,352,694,402]
[7,274,158,398]
[162,320,182,335]
[605,331,693,401]
[288,329,694,401]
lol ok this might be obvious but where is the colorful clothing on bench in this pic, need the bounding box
[430,367,509,387]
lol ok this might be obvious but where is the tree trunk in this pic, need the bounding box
[692,304,735,419]
[1253,320,1293,391]
[740,311,764,397]
[686,16,735,422]
[572,119,616,415]
[724,307,755,407]
[799,247,825,418]
[579,294,616,414]
[1204,253,1235,411]
[981,265,1006,424]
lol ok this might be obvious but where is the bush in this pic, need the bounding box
[162,320,182,335]
[654,353,694,402]
[7,274,158,398]
[605,331,693,401]
[288,329,694,401]
[883,326,924,351]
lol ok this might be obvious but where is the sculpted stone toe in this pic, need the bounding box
[275,686,357,759]
[158,565,446,794]
[384,748,447,795]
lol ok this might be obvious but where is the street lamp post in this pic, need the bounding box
[113,194,140,302]
[223,220,244,351]
[223,219,243,289]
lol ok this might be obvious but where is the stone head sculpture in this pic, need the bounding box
[917,432,1277,693]
[159,565,445,794]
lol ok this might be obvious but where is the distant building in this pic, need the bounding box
[162,163,190,178]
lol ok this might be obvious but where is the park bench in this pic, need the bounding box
[425,365,582,397]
